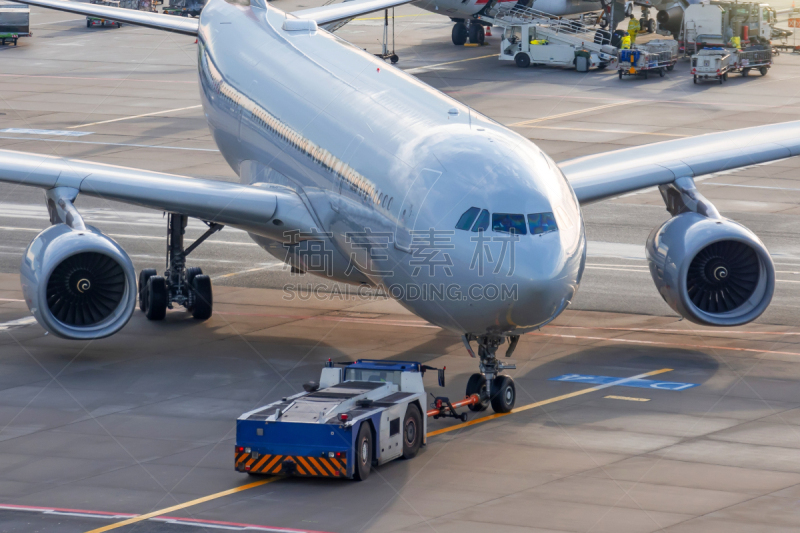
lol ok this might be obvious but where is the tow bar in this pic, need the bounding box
[427,394,481,422]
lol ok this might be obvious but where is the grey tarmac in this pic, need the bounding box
[1,1,800,532]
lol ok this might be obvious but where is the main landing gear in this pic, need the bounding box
[138,213,223,322]
[452,20,485,46]
[462,334,520,413]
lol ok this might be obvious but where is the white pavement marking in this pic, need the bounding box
[0,316,36,331]
[68,105,203,129]
[0,135,218,152]
[510,100,638,127]
[707,183,800,192]
[0,128,93,137]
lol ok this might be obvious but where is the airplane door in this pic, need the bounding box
[394,168,443,252]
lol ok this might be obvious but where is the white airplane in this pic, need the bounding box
[409,0,604,45]
[2,0,799,420]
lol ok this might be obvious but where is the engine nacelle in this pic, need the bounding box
[20,224,137,340]
[646,213,774,327]
[657,6,683,34]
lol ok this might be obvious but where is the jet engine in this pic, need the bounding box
[20,224,137,340]
[646,212,774,327]
[657,6,683,36]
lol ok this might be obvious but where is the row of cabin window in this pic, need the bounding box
[456,207,558,235]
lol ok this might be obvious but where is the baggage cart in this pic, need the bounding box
[163,0,204,18]
[732,46,771,77]
[0,1,31,46]
[86,0,122,28]
[617,48,675,79]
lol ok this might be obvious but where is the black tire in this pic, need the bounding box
[742,68,750,77]
[667,63,674,71]
[468,24,484,45]
[514,53,530,68]
[401,404,422,459]
[390,54,399,64]
[639,18,647,32]
[597,62,608,70]
[451,23,467,46]
[760,66,768,76]
[659,68,665,77]
[719,76,723,84]
[186,266,203,288]
[117,22,122,27]
[618,69,623,79]
[647,18,656,33]
[87,19,91,27]
[145,276,167,321]
[643,71,648,79]
[353,423,372,481]
[490,375,516,413]
[466,373,489,412]
[138,268,157,312]
[693,75,697,84]
[191,274,213,320]
[723,72,728,81]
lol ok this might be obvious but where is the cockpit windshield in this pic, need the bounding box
[492,213,527,234]
[528,212,558,234]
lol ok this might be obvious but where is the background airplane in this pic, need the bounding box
[2,0,799,416]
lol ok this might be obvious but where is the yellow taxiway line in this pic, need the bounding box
[85,367,672,532]
[84,478,279,533]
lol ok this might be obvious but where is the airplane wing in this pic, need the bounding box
[290,0,417,26]
[559,121,800,205]
[9,0,198,35]
[0,149,287,231]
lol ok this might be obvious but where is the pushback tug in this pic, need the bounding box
[235,359,482,480]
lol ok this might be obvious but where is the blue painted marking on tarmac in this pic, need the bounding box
[550,373,699,391]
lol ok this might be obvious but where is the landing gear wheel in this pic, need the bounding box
[639,17,647,32]
[466,373,489,411]
[490,375,516,413]
[647,18,656,33]
[402,404,422,459]
[468,23,484,45]
[145,276,167,321]
[452,22,467,46]
[514,53,530,68]
[760,66,768,76]
[138,268,157,312]
[353,423,372,481]
[191,274,213,320]
[186,266,203,288]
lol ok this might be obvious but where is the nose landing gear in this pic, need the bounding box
[138,213,223,321]
[462,334,519,413]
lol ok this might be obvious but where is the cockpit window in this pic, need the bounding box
[492,213,527,235]
[456,207,481,230]
[528,212,558,234]
[471,209,490,232]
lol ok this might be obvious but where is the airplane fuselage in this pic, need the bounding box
[410,0,603,23]
[197,0,586,337]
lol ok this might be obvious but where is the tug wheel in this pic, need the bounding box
[353,423,373,481]
[490,375,516,413]
[466,373,489,412]
[402,404,422,459]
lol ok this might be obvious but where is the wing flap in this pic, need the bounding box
[560,121,800,205]
[10,0,198,35]
[291,0,414,26]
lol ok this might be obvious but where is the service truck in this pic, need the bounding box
[0,0,30,46]
[235,359,451,481]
